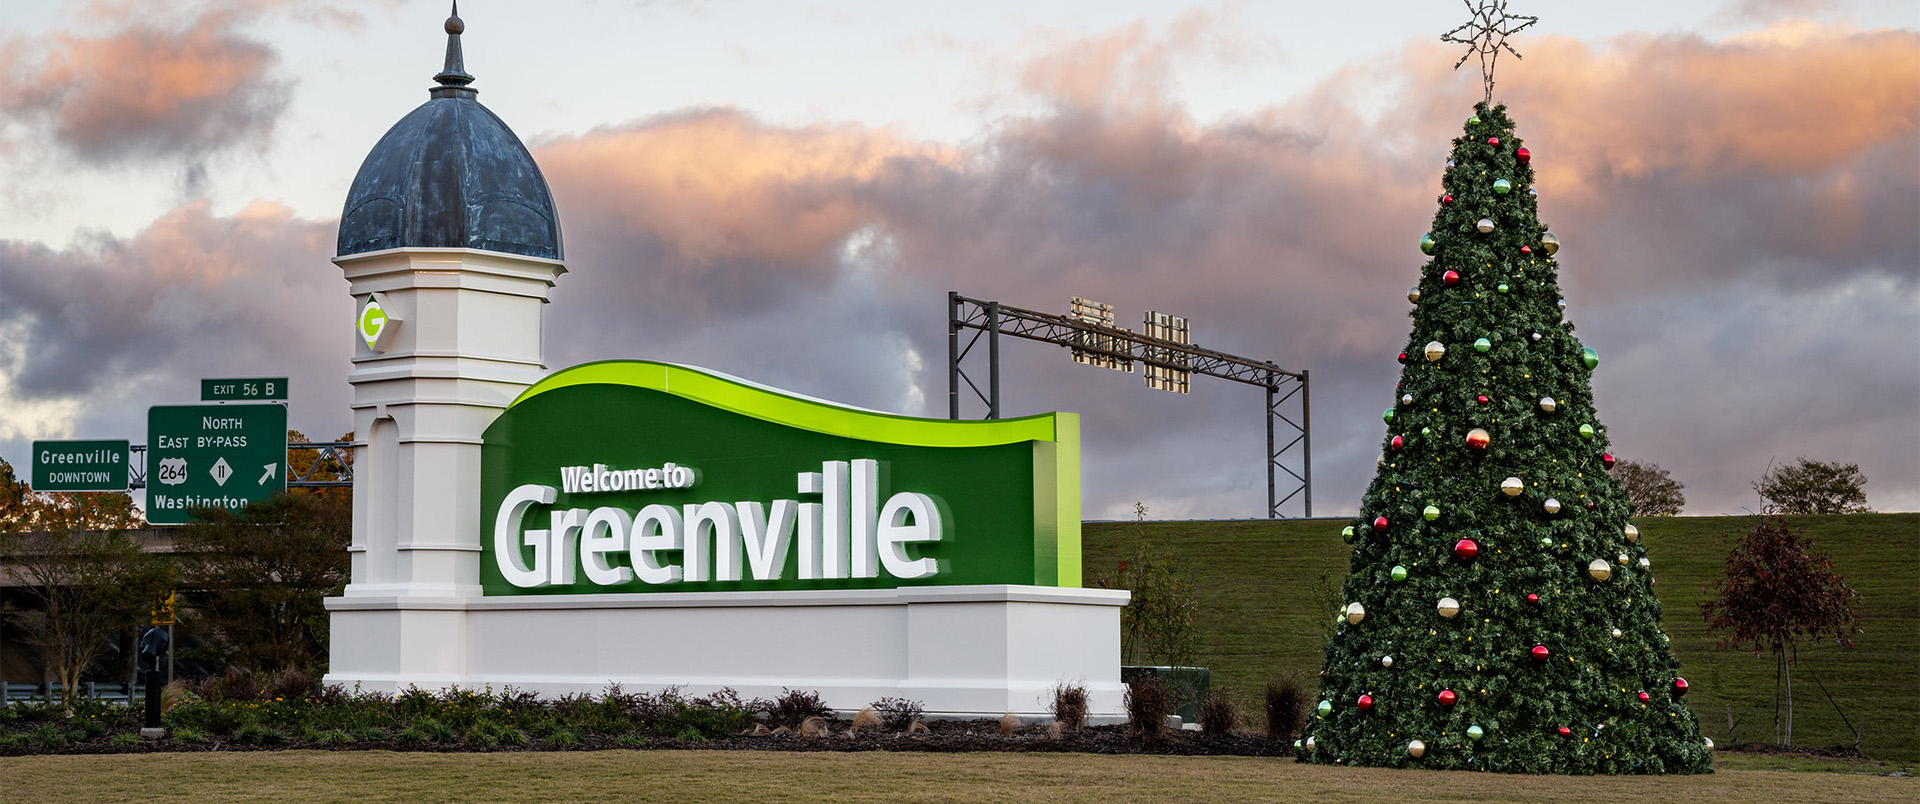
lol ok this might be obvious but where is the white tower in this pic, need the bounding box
[325,6,566,690]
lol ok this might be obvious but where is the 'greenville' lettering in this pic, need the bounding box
[494,459,942,589]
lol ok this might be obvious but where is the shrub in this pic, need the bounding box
[870,697,925,731]
[265,667,319,702]
[1264,677,1306,741]
[111,732,141,747]
[1050,683,1089,732]
[545,727,583,747]
[212,667,261,701]
[1199,690,1240,737]
[233,722,287,746]
[759,688,834,729]
[1125,677,1171,737]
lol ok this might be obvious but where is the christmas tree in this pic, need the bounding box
[1295,101,1713,774]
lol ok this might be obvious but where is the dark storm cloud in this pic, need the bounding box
[0,10,289,169]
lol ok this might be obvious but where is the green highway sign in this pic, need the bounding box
[147,403,288,525]
[32,440,131,492]
[202,377,288,401]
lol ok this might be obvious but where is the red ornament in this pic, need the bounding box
[1521,245,1533,256]
[1398,352,1409,364]
[1557,726,1572,738]
[1530,645,1550,663]
[1443,269,1461,285]
[1602,453,1616,469]
[1391,435,1404,451]
[1516,146,1531,164]
[1476,395,1490,405]
[1437,689,1457,707]
[1453,539,1480,561]
[1587,501,1597,511]
[1373,516,1390,531]
[1465,428,1491,451]
[1443,194,1454,204]
[1488,136,1500,146]
[1358,694,1375,712]
[1526,593,1540,604]
[1673,678,1689,696]
[1638,691,1652,703]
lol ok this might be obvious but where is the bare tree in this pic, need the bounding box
[1613,459,1685,516]
[1754,458,1871,515]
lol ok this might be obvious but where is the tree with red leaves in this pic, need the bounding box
[1701,516,1860,746]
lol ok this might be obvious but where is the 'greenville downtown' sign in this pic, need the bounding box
[480,361,1082,595]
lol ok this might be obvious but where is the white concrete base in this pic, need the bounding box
[325,585,1129,719]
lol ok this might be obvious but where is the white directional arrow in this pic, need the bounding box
[210,457,233,487]
[259,463,278,486]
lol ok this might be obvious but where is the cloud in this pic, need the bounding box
[522,16,1915,517]
[2,14,1911,519]
[0,10,289,171]
[0,199,348,445]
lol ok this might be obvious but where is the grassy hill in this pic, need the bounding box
[1083,513,1920,762]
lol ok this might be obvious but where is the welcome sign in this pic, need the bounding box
[480,361,1082,595]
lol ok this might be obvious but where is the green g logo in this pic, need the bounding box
[359,294,399,352]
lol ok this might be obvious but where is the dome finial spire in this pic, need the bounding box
[431,1,476,98]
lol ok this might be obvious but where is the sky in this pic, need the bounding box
[0,0,1915,520]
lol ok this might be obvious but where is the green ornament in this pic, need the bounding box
[1582,347,1599,369]
[1383,409,1395,423]
[1540,536,1554,547]
[1496,282,1510,294]
[1390,565,1409,582]
[1467,725,1486,742]
[1474,337,1491,353]
[1342,526,1356,544]
[1579,423,1596,439]
[1493,178,1512,195]
[1424,504,1441,521]
[1421,427,1433,437]
[1468,114,1481,125]
[1420,233,1437,255]
[1317,700,1333,717]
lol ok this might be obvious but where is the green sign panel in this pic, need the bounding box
[201,377,288,401]
[32,440,130,492]
[480,361,1081,596]
[146,403,288,525]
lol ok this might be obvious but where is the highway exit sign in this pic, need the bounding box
[201,377,288,401]
[146,403,287,525]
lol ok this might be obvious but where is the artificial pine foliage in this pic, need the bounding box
[1299,102,1711,774]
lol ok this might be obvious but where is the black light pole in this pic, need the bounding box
[139,626,170,734]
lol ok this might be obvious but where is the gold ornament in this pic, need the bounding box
[1424,341,1447,362]
[1541,232,1560,256]
[1345,602,1367,625]
[1539,396,1556,412]
[1544,497,1562,514]
[1437,597,1462,618]
[1501,476,1524,496]
[1624,523,1639,542]
[1588,559,1612,581]
[1408,739,1427,758]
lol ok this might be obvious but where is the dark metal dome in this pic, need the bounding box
[336,5,561,260]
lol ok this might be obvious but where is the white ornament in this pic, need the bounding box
[1401,393,1414,406]
[1618,553,1631,565]
[1306,736,1317,750]
[1345,602,1367,625]
[1477,218,1495,234]
[1539,397,1557,412]
[1381,655,1395,668]
[1588,559,1612,581]
[1544,498,1562,514]
[1639,557,1651,569]
[1611,628,1623,639]
[1704,737,1715,750]
[1437,597,1461,618]
[1408,739,1427,758]
[1531,332,1543,342]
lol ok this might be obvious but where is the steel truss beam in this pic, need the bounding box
[947,292,1310,518]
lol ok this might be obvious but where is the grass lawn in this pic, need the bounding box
[4,750,1912,804]
[1082,513,1920,762]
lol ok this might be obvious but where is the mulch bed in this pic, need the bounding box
[1,719,1297,757]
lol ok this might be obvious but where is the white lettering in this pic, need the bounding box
[822,461,849,580]
[734,500,798,581]
[581,507,634,586]
[878,492,942,579]
[548,508,587,586]
[495,484,555,588]
[631,504,684,584]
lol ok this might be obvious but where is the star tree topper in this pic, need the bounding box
[1441,0,1539,103]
